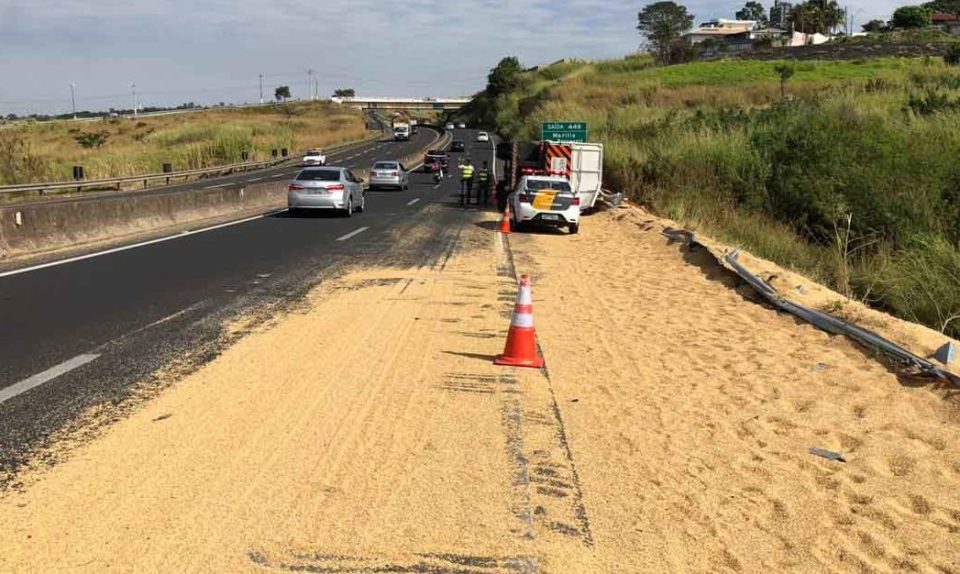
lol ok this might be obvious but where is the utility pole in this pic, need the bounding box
[131,83,138,118]
[259,73,264,105]
[69,83,77,120]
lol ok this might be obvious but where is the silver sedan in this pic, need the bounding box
[368,161,410,190]
[288,167,365,216]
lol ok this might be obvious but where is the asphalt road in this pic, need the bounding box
[0,127,496,484]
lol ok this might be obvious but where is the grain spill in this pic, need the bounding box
[0,204,958,573]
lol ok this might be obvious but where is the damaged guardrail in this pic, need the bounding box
[663,228,960,387]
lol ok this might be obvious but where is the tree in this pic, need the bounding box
[774,63,795,99]
[637,2,695,62]
[74,130,109,149]
[862,19,888,32]
[333,88,355,98]
[923,0,960,14]
[790,0,845,34]
[275,86,291,102]
[892,5,932,28]
[736,1,768,26]
[486,57,524,97]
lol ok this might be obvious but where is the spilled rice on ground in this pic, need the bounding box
[0,203,958,573]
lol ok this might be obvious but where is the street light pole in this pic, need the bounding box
[131,83,138,118]
[69,83,77,120]
[259,73,264,105]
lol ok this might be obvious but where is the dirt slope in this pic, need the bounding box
[0,205,958,573]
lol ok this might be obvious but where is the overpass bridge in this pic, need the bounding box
[331,96,470,111]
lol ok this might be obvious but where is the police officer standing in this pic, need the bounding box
[459,158,475,206]
[476,161,494,207]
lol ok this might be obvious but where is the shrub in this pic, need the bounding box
[945,43,960,66]
[73,130,110,149]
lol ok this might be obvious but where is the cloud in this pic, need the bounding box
[0,0,915,114]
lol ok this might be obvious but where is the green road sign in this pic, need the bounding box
[541,121,587,143]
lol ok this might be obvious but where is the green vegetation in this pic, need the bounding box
[893,5,933,29]
[0,101,367,185]
[636,2,694,63]
[465,55,960,338]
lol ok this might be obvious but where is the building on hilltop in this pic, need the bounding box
[684,19,757,53]
[684,20,789,54]
[932,12,960,35]
[769,1,793,30]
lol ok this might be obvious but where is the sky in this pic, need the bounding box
[0,0,905,116]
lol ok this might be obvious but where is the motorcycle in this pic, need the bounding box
[432,163,445,183]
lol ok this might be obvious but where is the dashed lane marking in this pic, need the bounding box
[0,354,101,405]
[336,226,369,242]
[406,198,420,206]
[0,210,289,279]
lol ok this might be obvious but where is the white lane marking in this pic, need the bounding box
[248,177,263,182]
[336,226,369,242]
[272,174,286,179]
[0,209,289,279]
[406,198,420,206]
[204,183,229,189]
[0,354,100,405]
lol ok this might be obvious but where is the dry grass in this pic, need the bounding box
[0,102,368,184]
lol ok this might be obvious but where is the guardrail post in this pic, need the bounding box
[241,151,249,162]
[281,148,288,158]
[163,163,172,185]
[271,149,278,159]
[73,165,84,193]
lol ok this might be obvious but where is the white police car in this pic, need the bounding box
[510,175,580,234]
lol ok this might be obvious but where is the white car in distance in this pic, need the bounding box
[302,149,326,166]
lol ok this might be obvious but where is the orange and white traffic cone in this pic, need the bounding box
[494,274,545,368]
[499,204,512,234]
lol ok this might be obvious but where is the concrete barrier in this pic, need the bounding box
[0,181,287,259]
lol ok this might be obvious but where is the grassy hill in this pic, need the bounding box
[466,54,960,338]
[0,102,368,185]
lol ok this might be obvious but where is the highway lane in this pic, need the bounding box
[0,128,494,483]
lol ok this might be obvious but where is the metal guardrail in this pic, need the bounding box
[661,226,960,388]
[0,133,383,198]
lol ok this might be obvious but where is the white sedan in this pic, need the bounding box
[301,149,326,166]
[475,132,490,142]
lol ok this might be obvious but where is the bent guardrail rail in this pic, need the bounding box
[662,227,960,388]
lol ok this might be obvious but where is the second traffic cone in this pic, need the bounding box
[499,204,512,234]
[495,274,545,368]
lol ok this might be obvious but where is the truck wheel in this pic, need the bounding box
[569,222,580,235]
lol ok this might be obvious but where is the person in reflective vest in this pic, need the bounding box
[476,161,493,207]
[459,159,475,206]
